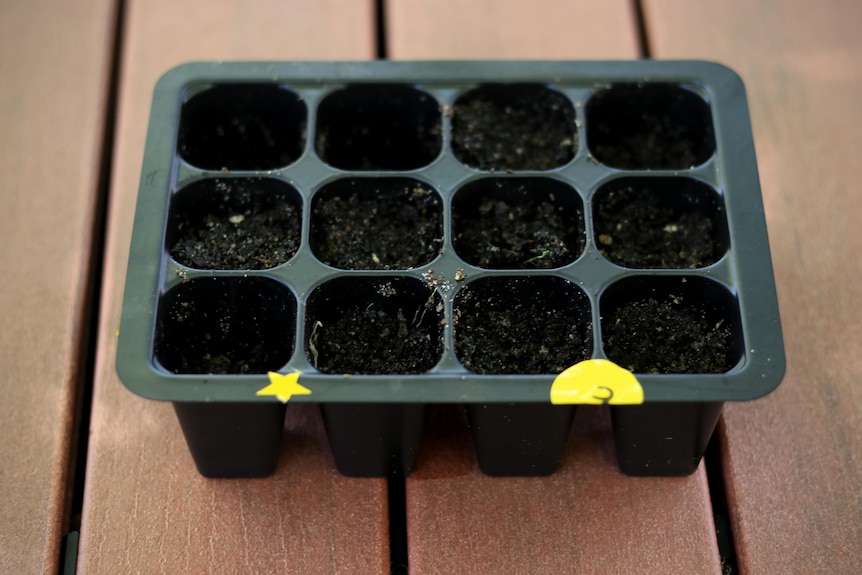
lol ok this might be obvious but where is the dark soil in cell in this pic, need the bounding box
[176,350,264,375]
[313,305,441,375]
[156,278,295,375]
[314,84,442,170]
[455,279,592,374]
[451,85,576,171]
[594,186,720,268]
[586,84,715,170]
[456,303,591,374]
[591,114,705,169]
[603,296,732,374]
[455,196,580,269]
[178,84,306,171]
[170,190,301,270]
[312,182,443,269]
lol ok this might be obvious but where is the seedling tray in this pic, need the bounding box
[117,61,784,478]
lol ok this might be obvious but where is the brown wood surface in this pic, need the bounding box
[643,1,862,573]
[387,0,639,59]
[0,2,116,574]
[407,407,722,575]
[77,2,385,574]
[389,3,722,573]
[12,1,852,573]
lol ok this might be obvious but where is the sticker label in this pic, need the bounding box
[550,359,644,405]
[256,371,311,403]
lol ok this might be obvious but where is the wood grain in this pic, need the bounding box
[643,1,862,573]
[77,2,384,574]
[388,3,722,573]
[0,1,115,574]
[407,407,722,575]
[387,0,639,59]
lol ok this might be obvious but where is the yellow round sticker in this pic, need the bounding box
[550,359,644,405]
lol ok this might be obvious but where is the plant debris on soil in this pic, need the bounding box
[602,296,732,374]
[455,285,592,374]
[593,186,720,268]
[454,196,582,269]
[171,187,300,270]
[313,305,441,374]
[451,85,576,171]
[312,183,443,269]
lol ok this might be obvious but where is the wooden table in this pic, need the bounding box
[2,1,860,573]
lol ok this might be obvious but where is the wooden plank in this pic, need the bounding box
[388,3,722,573]
[0,2,116,574]
[81,403,389,575]
[77,2,383,574]
[387,0,639,59]
[408,407,722,575]
[643,1,862,573]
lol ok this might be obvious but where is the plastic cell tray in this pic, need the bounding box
[117,61,785,478]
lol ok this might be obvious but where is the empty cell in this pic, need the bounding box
[451,84,576,171]
[586,84,715,169]
[310,178,443,270]
[168,178,301,270]
[452,177,584,269]
[155,277,296,375]
[178,84,307,170]
[592,177,728,269]
[305,277,444,375]
[600,276,744,374]
[454,276,592,374]
[315,84,442,170]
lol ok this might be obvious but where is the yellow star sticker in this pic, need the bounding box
[256,371,311,403]
[550,359,644,405]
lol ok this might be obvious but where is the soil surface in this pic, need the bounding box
[176,349,265,375]
[586,84,713,170]
[171,184,301,270]
[454,196,582,269]
[593,186,720,268]
[590,113,705,169]
[451,85,576,171]
[157,278,295,375]
[315,85,441,170]
[312,182,443,269]
[179,85,306,171]
[313,305,441,375]
[455,281,592,374]
[602,296,732,374]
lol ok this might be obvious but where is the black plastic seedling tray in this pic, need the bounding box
[117,61,785,479]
